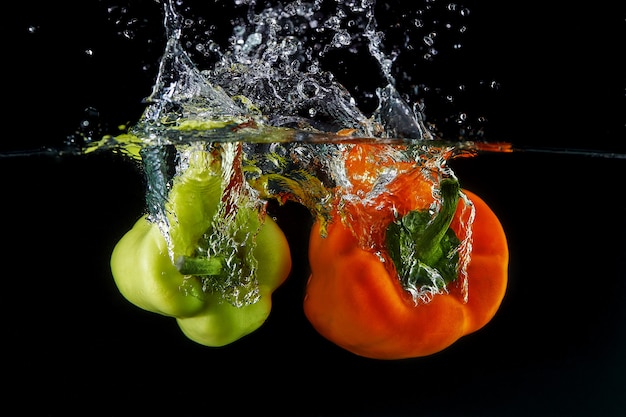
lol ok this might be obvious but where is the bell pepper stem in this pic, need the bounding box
[386,177,462,291]
[176,256,224,276]
[416,178,460,264]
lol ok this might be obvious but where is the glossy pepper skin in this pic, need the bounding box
[111,147,292,347]
[304,145,508,359]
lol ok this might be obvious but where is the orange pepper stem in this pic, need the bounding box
[415,178,460,264]
[386,177,461,290]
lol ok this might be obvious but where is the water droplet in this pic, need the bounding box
[332,30,352,48]
[122,29,136,39]
[283,3,296,16]
[280,36,300,56]
[324,15,342,30]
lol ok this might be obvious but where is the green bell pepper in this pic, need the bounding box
[111,145,292,346]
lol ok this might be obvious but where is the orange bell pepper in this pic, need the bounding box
[304,144,508,359]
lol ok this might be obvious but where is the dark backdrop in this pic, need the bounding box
[3,1,625,416]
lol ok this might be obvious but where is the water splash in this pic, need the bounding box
[94,0,473,305]
[69,0,624,307]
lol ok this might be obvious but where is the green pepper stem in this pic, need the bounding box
[415,178,460,264]
[176,256,223,276]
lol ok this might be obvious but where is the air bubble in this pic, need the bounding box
[297,80,320,99]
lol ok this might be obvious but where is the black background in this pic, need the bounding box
[3,1,625,416]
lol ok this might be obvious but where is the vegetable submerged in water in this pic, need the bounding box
[111,146,292,346]
[304,144,509,359]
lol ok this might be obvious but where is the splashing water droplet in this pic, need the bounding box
[332,29,352,47]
